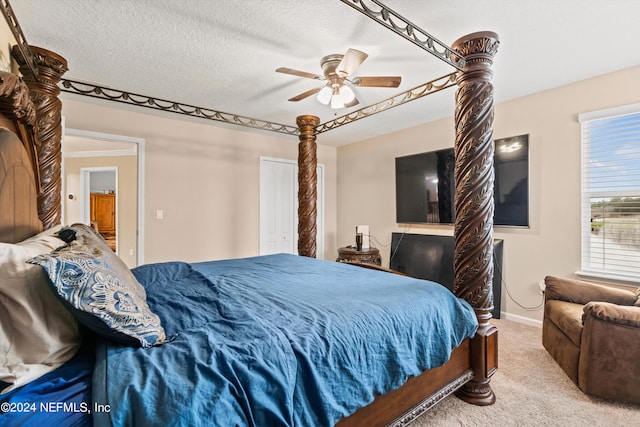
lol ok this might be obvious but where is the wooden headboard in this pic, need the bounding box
[0,71,41,243]
[0,44,68,244]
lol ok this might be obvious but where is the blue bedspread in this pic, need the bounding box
[1,339,94,427]
[93,254,477,427]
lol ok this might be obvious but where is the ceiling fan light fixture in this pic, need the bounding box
[316,86,332,105]
[339,84,355,103]
[330,87,345,109]
[278,48,399,109]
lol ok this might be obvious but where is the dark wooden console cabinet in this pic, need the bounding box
[390,233,503,318]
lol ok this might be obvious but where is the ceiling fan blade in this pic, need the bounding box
[345,96,359,108]
[288,87,322,102]
[336,48,368,77]
[276,67,323,80]
[353,76,402,88]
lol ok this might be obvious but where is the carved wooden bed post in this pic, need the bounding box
[296,115,319,258]
[451,31,500,405]
[12,46,68,230]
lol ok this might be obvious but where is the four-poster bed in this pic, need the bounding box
[1,1,499,426]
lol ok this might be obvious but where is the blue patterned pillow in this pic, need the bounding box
[28,224,165,348]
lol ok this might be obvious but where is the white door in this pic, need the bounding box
[260,158,296,254]
[260,157,324,258]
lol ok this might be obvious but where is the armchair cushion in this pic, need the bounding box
[546,300,584,346]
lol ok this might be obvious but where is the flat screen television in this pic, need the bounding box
[395,134,529,227]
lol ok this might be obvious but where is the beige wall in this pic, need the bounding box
[53,65,640,324]
[0,18,16,72]
[61,97,338,264]
[337,65,640,324]
[63,155,138,267]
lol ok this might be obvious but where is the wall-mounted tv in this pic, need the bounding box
[395,134,529,227]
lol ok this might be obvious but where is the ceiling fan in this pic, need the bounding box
[276,48,401,109]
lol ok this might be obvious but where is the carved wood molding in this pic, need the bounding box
[388,370,474,427]
[12,46,67,230]
[0,70,35,126]
[451,31,499,311]
[0,70,38,187]
[297,115,319,258]
[451,31,500,406]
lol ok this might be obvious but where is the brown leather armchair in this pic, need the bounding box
[542,276,640,404]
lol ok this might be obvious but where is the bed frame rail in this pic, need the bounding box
[337,340,472,427]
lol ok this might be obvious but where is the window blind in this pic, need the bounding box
[579,104,640,282]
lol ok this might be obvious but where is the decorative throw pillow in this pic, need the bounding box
[635,288,640,307]
[0,226,81,394]
[28,223,166,348]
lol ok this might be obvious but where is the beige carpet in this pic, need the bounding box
[411,318,640,426]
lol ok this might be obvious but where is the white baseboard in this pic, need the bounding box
[498,312,542,328]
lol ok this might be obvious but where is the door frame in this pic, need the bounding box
[64,127,145,265]
[81,166,118,249]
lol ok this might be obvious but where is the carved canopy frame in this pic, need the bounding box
[2,0,499,411]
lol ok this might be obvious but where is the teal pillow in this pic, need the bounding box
[28,224,165,348]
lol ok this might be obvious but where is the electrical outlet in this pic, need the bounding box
[156,209,164,220]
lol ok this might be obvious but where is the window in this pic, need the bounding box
[579,103,640,283]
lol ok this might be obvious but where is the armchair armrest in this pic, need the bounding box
[544,276,637,306]
[579,301,640,403]
[583,302,640,328]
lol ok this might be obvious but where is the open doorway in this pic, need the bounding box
[81,167,117,251]
[62,128,144,267]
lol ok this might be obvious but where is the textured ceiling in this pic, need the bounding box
[11,0,640,146]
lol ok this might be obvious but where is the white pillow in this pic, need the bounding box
[0,226,81,394]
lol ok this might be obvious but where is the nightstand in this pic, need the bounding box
[336,247,382,266]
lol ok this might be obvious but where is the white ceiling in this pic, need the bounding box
[11,0,640,147]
